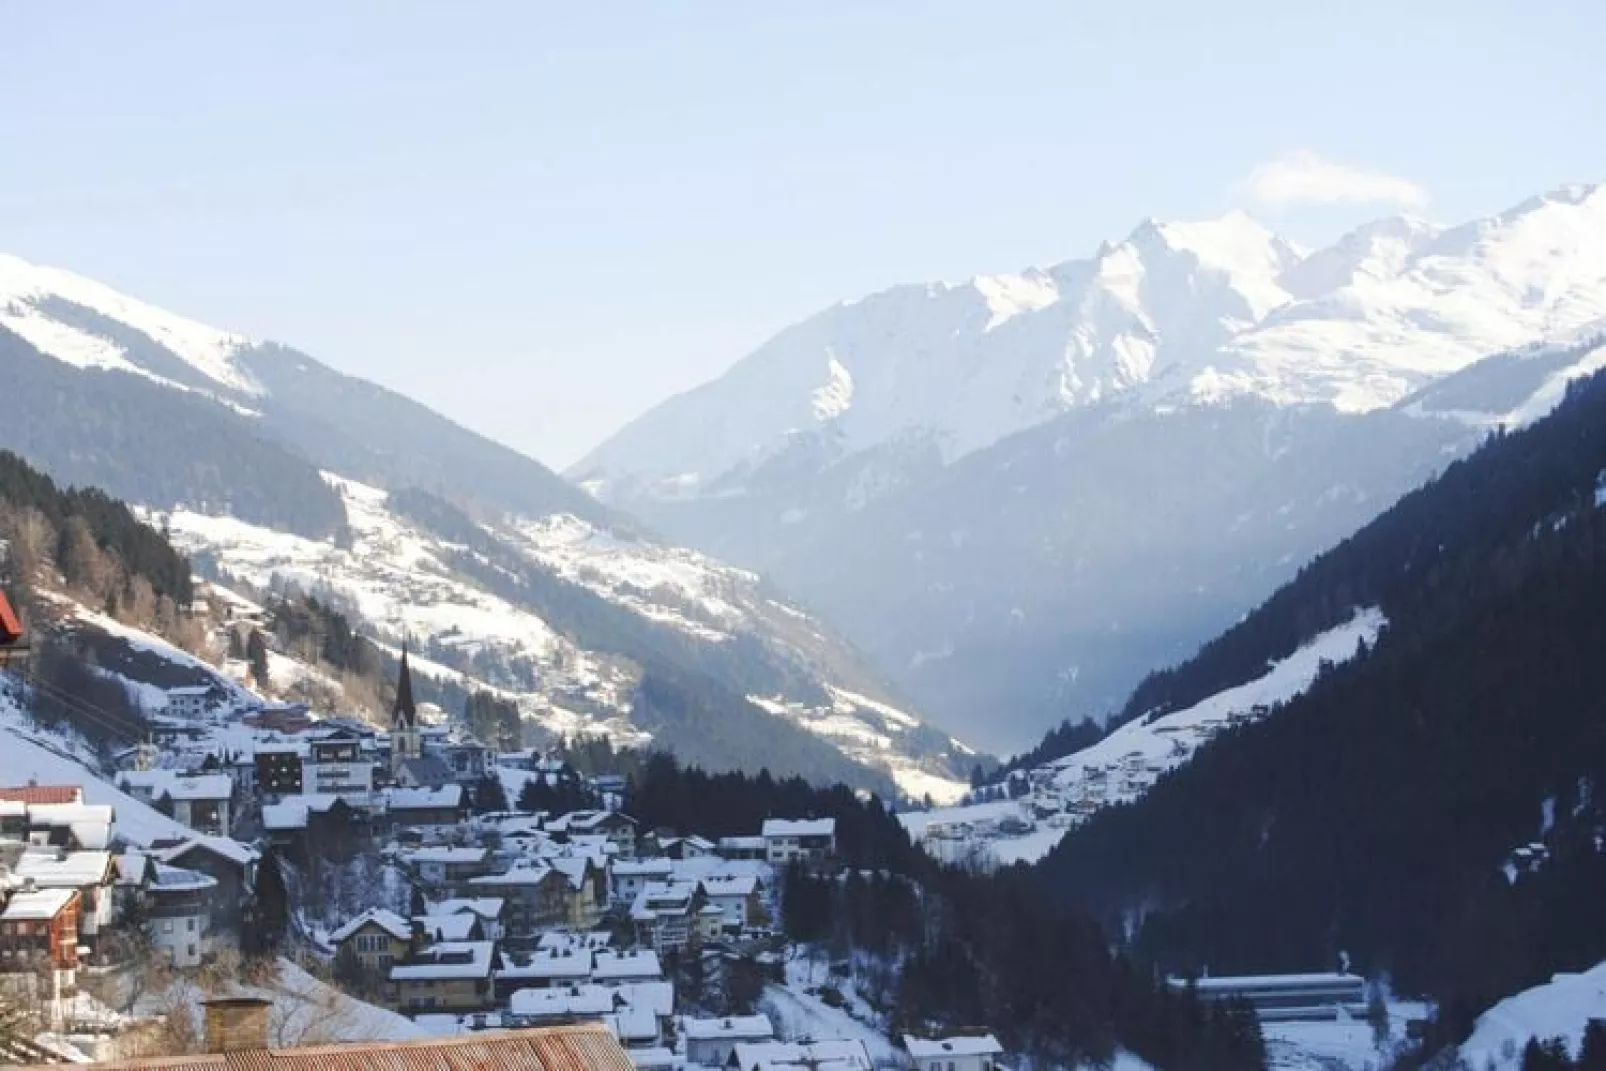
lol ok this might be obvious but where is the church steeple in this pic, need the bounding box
[391,643,422,775]
[392,644,417,730]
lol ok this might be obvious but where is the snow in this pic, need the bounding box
[0,251,258,395]
[1459,961,1606,1068]
[761,960,904,1066]
[902,608,1385,866]
[575,183,1606,504]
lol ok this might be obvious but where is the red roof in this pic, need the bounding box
[0,589,21,645]
[83,1024,636,1071]
[0,785,84,805]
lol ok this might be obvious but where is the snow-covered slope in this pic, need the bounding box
[574,183,1606,500]
[1458,962,1606,1068]
[156,475,972,801]
[901,609,1384,866]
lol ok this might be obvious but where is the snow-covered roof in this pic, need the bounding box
[904,1035,1004,1059]
[149,862,218,894]
[592,950,663,982]
[435,896,504,920]
[499,951,592,981]
[0,886,76,920]
[537,930,613,954]
[415,913,477,942]
[469,862,559,888]
[762,818,835,839]
[719,836,766,850]
[166,686,212,698]
[262,802,309,831]
[389,941,494,981]
[114,852,151,887]
[330,907,411,944]
[606,981,673,1018]
[736,1040,873,1071]
[510,983,616,1018]
[119,770,233,801]
[13,849,114,888]
[682,1014,774,1041]
[603,1005,658,1042]
[613,859,674,878]
[700,874,758,898]
[154,834,259,872]
[405,846,489,865]
[26,802,115,848]
[1180,971,1364,993]
[388,784,464,811]
[628,1047,675,1070]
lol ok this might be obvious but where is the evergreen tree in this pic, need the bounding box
[473,775,509,814]
[1579,1020,1606,1071]
[246,629,271,686]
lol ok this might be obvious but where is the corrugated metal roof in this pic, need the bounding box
[0,590,22,644]
[0,784,82,805]
[82,1024,635,1071]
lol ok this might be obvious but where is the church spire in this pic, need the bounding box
[393,643,417,730]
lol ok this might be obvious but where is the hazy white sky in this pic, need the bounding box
[3,1,1603,468]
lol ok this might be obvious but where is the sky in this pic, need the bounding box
[2,1,1604,470]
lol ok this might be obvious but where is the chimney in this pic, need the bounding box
[202,998,272,1053]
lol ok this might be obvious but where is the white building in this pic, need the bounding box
[735,1040,872,1071]
[147,862,218,968]
[684,1015,774,1068]
[611,858,674,906]
[761,818,836,866]
[303,730,375,803]
[164,686,211,721]
[903,1036,1004,1071]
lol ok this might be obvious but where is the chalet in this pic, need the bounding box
[611,859,674,906]
[12,848,117,959]
[154,836,258,934]
[630,881,701,955]
[388,940,495,1012]
[904,1035,1004,1071]
[330,907,412,976]
[762,818,835,867]
[699,874,766,932]
[118,771,234,836]
[254,744,305,796]
[683,1015,775,1068]
[146,862,217,968]
[432,896,506,940]
[403,845,492,888]
[549,810,638,857]
[508,982,618,1026]
[661,834,715,860]
[0,887,81,987]
[469,861,590,935]
[414,911,482,942]
[387,784,467,828]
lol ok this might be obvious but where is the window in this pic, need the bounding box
[187,919,196,932]
[161,920,174,934]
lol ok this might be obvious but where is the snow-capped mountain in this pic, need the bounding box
[568,183,1606,752]
[575,184,1606,499]
[0,256,973,799]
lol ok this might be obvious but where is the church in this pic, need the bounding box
[388,646,455,789]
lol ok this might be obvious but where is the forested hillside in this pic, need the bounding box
[1035,367,1606,1053]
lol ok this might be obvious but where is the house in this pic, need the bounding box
[0,886,81,988]
[330,907,412,976]
[736,1040,873,1071]
[630,881,701,955]
[432,897,506,940]
[146,862,217,968]
[611,858,674,906]
[153,836,259,934]
[388,940,495,1012]
[404,846,492,888]
[387,783,467,828]
[717,836,767,861]
[444,742,496,783]
[21,799,115,851]
[12,848,117,959]
[394,755,456,791]
[903,1035,1004,1071]
[699,874,766,932]
[496,950,594,998]
[683,1014,775,1068]
[550,810,638,858]
[254,744,305,796]
[303,728,375,801]
[662,835,716,860]
[415,911,482,942]
[508,982,619,1026]
[164,685,212,721]
[761,818,835,867]
[603,981,673,1046]
[112,851,152,920]
[469,861,589,936]
[81,1019,635,1070]
[226,752,256,797]
[591,949,663,985]
[148,773,235,836]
